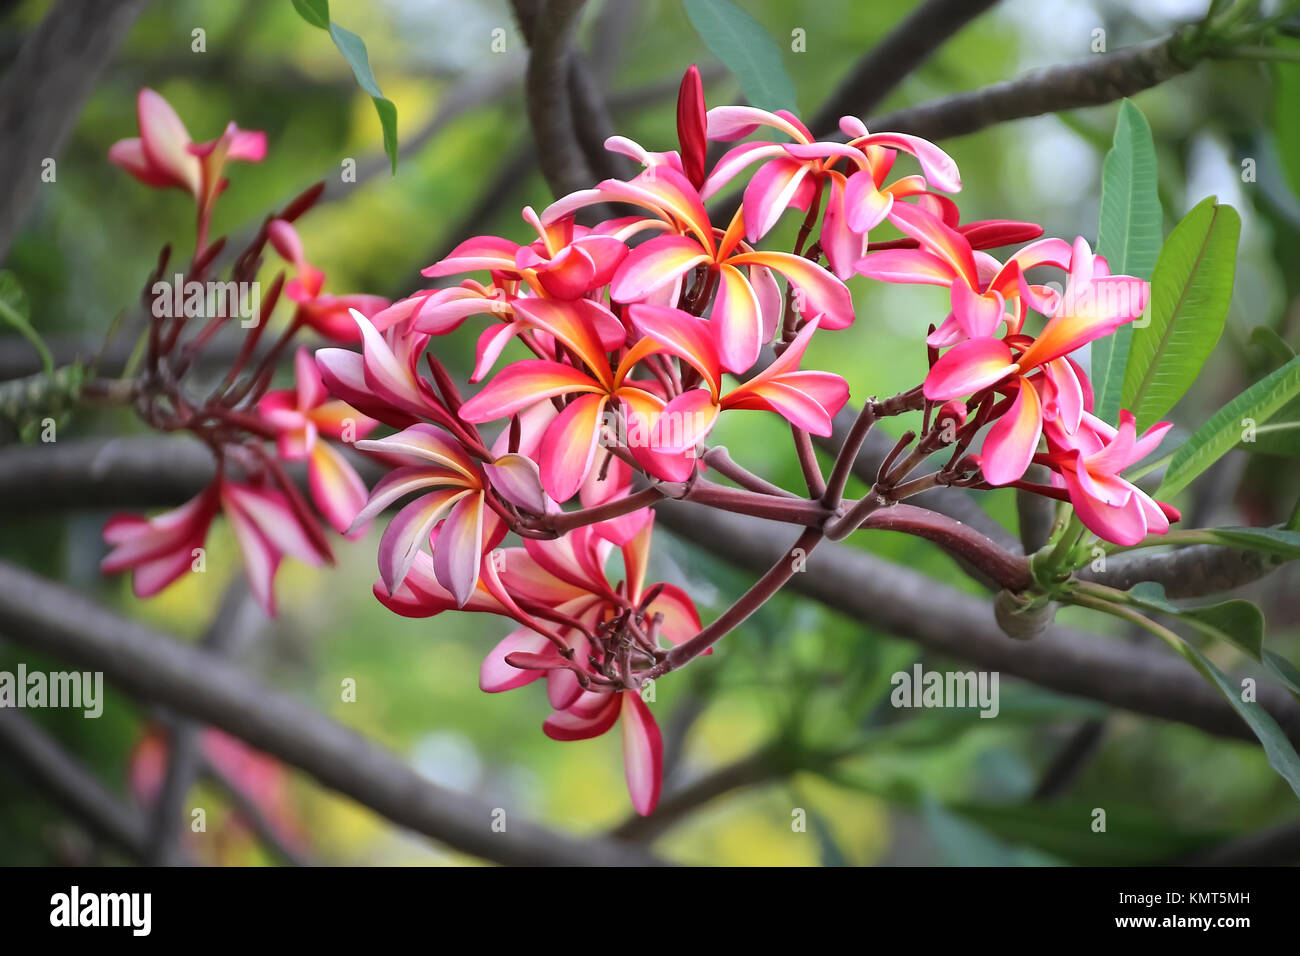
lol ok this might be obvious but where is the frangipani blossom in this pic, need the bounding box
[258,348,377,535]
[1039,411,1179,546]
[630,305,851,440]
[108,88,266,225]
[924,237,1149,485]
[699,107,962,278]
[351,423,500,606]
[102,475,328,615]
[101,482,221,598]
[856,202,1071,346]
[457,298,692,500]
[480,518,700,815]
[601,178,853,373]
[220,480,330,615]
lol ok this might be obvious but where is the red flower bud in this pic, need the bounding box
[958,219,1044,250]
[937,400,968,429]
[676,65,707,190]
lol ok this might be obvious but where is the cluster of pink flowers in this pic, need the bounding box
[101,90,389,615]
[100,69,1178,815]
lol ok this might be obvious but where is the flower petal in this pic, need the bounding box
[710,262,764,374]
[432,491,485,607]
[309,440,369,536]
[484,453,549,515]
[610,234,711,302]
[980,378,1042,486]
[539,393,608,502]
[378,489,468,594]
[621,692,663,816]
[730,251,854,330]
[480,626,554,692]
[459,360,602,422]
[923,338,1017,400]
[543,692,621,741]
[136,88,200,195]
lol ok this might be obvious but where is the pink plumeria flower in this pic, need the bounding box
[924,237,1149,485]
[316,310,460,432]
[857,202,1072,347]
[101,481,221,598]
[421,206,628,302]
[108,88,266,226]
[265,219,391,343]
[1039,411,1179,546]
[481,518,700,815]
[219,480,330,615]
[699,107,962,279]
[457,298,694,500]
[558,165,852,374]
[349,423,504,607]
[629,304,851,441]
[104,475,329,615]
[258,348,377,536]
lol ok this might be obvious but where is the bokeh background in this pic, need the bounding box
[1,0,1298,865]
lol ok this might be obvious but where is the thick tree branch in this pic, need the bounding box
[1,439,1294,745]
[653,501,1300,747]
[867,32,1199,141]
[0,706,157,862]
[1081,543,1284,597]
[0,558,662,867]
[810,0,1002,136]
[517,0,597,197]
[0,0,150,262]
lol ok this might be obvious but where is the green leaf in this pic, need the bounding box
[1079,586,1300,797]
[371,96,398,175]
[327,23,399,174]
[1158,354,1300,496]
[1250,325,1296,364]
[1197,525,1300,560]
[682,0,796,113]
[1153,628,1300,797]
[0,271,52,376]
[1092,100,1161,422]
[1129,581,1259,651]
[289,4,399,173]
[1274,39,1300,199]
[1121,196,1241,430]
[290,0,330,30]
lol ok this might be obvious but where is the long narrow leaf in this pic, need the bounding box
[1158,354,1300,496]
[1092,100,1161,422]
[1121,196,1241,430]
[682,0,796,113]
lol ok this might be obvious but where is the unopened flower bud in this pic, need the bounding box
[937,400,967,429]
